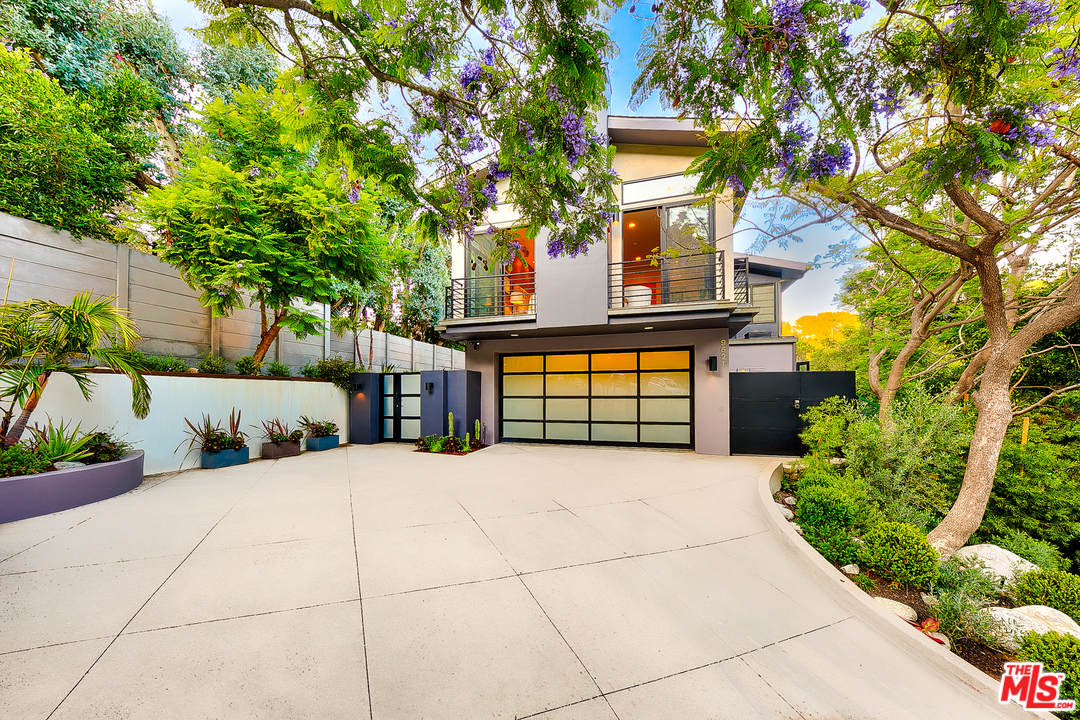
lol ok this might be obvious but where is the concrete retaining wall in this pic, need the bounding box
[29,373,350,474]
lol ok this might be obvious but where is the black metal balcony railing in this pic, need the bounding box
[733,256,749,304]
[608,251,727,309]
[444,272,536,321]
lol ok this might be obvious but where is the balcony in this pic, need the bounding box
[444,272,536,321]
[608,251,748,309]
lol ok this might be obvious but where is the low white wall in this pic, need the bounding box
[729,338,797,373]
[29,372,348,474]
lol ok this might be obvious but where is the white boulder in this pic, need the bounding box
[875,597,918,623]
[841,564,860,576]
[955,544,1038,585]
[776,503,795,521]
[1014,605,1080,640]
[987,605,1080,652]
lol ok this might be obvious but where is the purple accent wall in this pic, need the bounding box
[0,451,144,524]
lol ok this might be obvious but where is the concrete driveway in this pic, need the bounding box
[1,443,1019,719]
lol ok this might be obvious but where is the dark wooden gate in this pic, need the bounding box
[729,371,856,455]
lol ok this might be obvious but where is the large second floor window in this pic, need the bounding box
[616,203,714,306]
[465,228,536,316]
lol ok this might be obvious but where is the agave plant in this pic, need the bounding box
[298,416,338,438]
[0,291,150,446]
[258,418,303,446]
[30,417,95,464]
[179,408,247,458]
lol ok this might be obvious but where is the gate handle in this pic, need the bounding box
[793,399,801,409]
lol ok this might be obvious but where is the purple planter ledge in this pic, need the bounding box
[0,451,144,524]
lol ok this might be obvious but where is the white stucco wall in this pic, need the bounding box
[29,373,348,474]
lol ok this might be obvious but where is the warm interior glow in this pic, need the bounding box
[635,256,642,260]
[628,222,636,228]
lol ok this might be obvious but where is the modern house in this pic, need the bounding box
[438,114,809,455]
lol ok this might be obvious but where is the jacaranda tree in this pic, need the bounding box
[632,0,1080,556]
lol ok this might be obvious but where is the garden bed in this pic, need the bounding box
[0,450,144,523]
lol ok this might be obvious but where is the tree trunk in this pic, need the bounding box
[252,319,284,363]
[926,352,1015,558]
[153,113,182,181]
[4,373,50,446]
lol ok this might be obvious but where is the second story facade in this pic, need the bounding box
[442,115,755,341]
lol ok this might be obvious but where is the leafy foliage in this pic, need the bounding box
[30,417,94,464]
[0,47,157,239]
[194,42,276,101]
[197,353,230,374]
[927,554,1001,645]
[298,416,337,438]
[83,431,134,464]
[133,352,187,373]
[993,529,1070,572]
[258,419,302,445]
[234,356,264,376]
[300,356,361,391]
[180,408,247,456]
[0,443,52,478]
[861,522,940,587]
[1010,570,1080,623]
[264,361,292,378]
[1017,632,1080,707]
[123,85,384,362]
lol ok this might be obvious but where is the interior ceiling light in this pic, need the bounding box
[635,256,642,260]
[510,333,519,337]
[628,222,636,228]
[644,326,654,330]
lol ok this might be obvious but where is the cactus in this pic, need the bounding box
[448,411,454,438]
[474,418,480,441]
[465,432,471,450]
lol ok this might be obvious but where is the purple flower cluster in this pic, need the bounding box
[518,118,536,150]
[772,0,808,42]
[727,174,746,194]
[248,167,261,178]
[480,46,496,67]
[777,121,813,174]
[459,61,483,99]
[547,237,564,258]
[487,160,511,180]
[347,185,361,204]
[1009,0,1057,30]
[873,87,903,118]
[480,180,498,208]
[1049,48,1080,81]
[1022,124,1057,147]
[807,143,853,180]
[561,111,589,165]
[453,175,471,205]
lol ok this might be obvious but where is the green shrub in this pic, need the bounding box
[1011,570,1080,622]
[265,361,291,377]
[234,355,264,376]
[797,484,862,532]
[994,529,1069,572]
[861,522,939,587]
[301,355,362,390]
[30,418,95,464]
[133,352,187,373]
[83,431,135,464]
[1017,631,1080,708]
[0,444,53,477]
[928,555,1001,644]
[197,353,230,374]
[803,526,863,565]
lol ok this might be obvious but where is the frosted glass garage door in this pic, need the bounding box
[499,349,692,447]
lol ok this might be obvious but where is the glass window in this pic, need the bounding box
[504,421,543,439]
[546,374,589,396]
[751,284,776,323]
[640,371,691,396]
[504,355,544,373]
[640,424,691,444]
[382,397,394,416]
[592,372,637,396]
[401,397,421,417]
[640,398,690,423]
[591,398,638,422]
[640,350,690,370]
[546,398,589,421]
[401,374,421,394]
[504,398,544,421]
[382,419,393,438]
[383,375,394,393]
[591,353,637,371]
[546,354,588,372]
[546,423,589,441]
[400,418,421,440]
[591,424,637,442]
[622,174,699,205]
[504,374,544,396]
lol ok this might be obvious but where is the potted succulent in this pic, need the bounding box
[258,419,303,459]
[181,408,248,469]
[299,416,339,451]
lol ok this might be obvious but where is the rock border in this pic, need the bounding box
[755,460,1054,720]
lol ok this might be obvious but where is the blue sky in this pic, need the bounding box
[159,0,854,320]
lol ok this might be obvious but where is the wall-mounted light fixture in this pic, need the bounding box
[472,341,481,350]
[352,381,364,393]
[707,356,718,372]
[425,382,435,394]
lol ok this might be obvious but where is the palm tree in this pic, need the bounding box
[0,291,151,446]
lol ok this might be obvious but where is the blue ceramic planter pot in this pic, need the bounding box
[306,435,339,452]
[201,447,249,469]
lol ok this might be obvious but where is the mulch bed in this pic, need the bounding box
[414,444,489,457]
